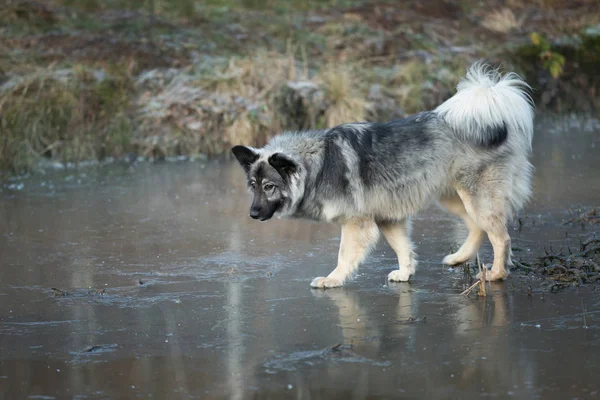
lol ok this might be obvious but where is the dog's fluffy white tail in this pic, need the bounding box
[435,63,534,151]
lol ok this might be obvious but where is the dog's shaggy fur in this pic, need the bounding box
[232,63,534,288]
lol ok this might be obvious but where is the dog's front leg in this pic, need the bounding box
[310,218,379,289]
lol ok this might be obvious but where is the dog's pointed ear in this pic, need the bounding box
[232,146,259,173]
[268,152,297,179]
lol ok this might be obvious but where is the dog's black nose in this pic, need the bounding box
[249,209,260,219]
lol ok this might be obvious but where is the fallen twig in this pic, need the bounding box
[513,259,535,271]
[461,279,482,296]
[83,345,103,353]
[51,287,68,296]
[477,253,487,297]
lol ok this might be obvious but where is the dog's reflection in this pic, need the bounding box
[310,288,380,352]
[309,282,422,353]
[447,287,533,389]
[386,281,420,320]
[309,283,535,395]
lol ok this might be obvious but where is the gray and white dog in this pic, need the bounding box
[232,63,534,288]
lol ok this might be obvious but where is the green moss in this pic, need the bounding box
[512,27,600,111]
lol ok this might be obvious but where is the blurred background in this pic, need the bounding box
[1,0,598,175]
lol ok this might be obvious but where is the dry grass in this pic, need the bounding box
[482,8,523,33]
[0,66,134,173]
[132,54,470,162]
[318,63,369,126]
[1,0,598,174]
[384,59,467,115]
[390,60,427,114]
[135,52,373,156]
[3,49,369,172]
[136,52,302,155]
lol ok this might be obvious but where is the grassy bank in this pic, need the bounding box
[1,0,599,174]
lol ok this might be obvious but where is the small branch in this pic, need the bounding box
[461,280,482,296]
[513,259,535,271]
[477,253,487,297]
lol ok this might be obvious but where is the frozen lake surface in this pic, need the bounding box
[1,116,599,399]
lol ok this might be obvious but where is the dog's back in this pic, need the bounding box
[291,61,535,221]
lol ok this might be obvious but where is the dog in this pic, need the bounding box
[231,63,534,288]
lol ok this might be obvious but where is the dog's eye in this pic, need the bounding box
[263,183,274,191]
[249,181,256,190]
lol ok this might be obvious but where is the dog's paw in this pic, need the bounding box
[476,266,509,281]
[310,276,343,289]
[443,252,467,266]
[388,269,412,282]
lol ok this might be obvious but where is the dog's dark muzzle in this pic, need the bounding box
[249,205,277,221]
[250,213,271,222]
[249,208,261,220]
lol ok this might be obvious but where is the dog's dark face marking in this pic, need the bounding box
[247,162,284,221]
[232,146,297,221]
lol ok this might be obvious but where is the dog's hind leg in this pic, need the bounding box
[457,188,511,281]
[439,195,485,266]
[310,218,379,289]
[378,219,417,282]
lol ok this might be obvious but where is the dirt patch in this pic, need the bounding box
[516,237,600,291]
[6,33,189,71]
[564,207,600,226]
[345,0,463,31]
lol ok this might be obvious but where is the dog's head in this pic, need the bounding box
[231,145,302,221]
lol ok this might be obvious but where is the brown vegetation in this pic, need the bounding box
[1,0,599,174]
